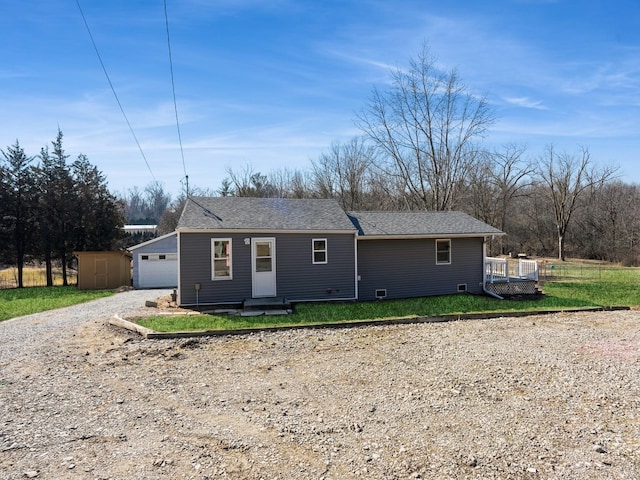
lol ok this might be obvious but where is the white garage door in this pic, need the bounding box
[138,253,178,288]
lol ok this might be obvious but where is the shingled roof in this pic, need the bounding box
[177,197,504,237]
[177,197,358,231]
[347,211,504,237]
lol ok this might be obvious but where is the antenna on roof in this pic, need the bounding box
[187,196,223,223]
[181,175,189,197]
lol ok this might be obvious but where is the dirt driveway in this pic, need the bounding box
[1,293,640,479]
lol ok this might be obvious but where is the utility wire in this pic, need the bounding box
[75,0,157,182]
[163,0,189,196]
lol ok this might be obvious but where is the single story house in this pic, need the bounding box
[175,197,505,307]
[128,232,178,289]
[349,210,503,301]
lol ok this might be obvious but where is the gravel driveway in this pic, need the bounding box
[0,289,171,364]
[2,293,640,479]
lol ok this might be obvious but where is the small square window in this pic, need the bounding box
[436,239,451,265]
[312,238,327,264]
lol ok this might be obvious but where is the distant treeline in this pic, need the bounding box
[202,141,633,265]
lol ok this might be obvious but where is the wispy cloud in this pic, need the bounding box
[504,97,547,110]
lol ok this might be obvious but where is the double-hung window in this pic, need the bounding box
[312,238,328,264]
[212,238,232,280]
[436,239,451,265]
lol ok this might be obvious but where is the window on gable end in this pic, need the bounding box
[436,239,451,265]
[312,238,327,264]
[212,238,232,280]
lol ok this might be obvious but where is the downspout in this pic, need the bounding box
[176,230,182,306]
[482,236,503,300]
[354,232,359,301]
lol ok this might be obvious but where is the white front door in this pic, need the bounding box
[252,238,276,297]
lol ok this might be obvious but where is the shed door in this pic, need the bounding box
[95,258,108,289]
[252,238,276,297]
[138,253,178,288]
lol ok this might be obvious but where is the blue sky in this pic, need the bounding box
[1,0,638,198]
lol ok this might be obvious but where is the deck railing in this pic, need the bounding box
[486,257,539,283]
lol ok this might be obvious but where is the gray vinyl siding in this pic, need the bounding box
[179,233,251,306]
[179,232,356,305]
[276,234,356,301]
[131,234,177,289]
[357,237,484,301]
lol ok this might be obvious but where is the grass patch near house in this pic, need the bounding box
[137,294,592,333]
[0,286,114,322]
[137,264,640,332]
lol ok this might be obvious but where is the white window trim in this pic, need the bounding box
[435,238,451,265]
[312,238,328,264]
[211,238,233,280]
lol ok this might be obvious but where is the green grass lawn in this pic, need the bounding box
[0,286,114,322]
[4,262,637,331]
[138,265,640,332]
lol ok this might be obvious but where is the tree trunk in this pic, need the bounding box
[17,251,24,289]
[45,250,53,287]
[558,232,566,261]
[61,252,68,286]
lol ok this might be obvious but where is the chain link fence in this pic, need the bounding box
[538,260,639,283]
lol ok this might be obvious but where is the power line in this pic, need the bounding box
[163,0,189,196]
[75,0,157,182]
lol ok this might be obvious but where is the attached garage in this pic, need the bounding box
[129,232,178,289]
[137,253,177,288]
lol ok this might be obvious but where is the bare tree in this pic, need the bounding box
[157,186,217,235]
[310,137,375,210]
[465,154,499,224]
[224,164,278,197]
[573,181,640,264]
[121,182,172,224]
[490,144,533,234]
[536,145,617,261]
[144,181,171,222]
[513,184,557,256]
[356,43,494,211]
[470,144,533,254]
[267,167,311,199]
[122,186,145,222]
[285,169,310,199]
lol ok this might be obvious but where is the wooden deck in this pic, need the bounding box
[485,257,540,297]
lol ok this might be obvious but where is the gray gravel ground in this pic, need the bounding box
[1,293,640,479]
[0,290,171,364]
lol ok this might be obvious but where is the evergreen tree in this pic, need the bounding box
[51,130,75,285]
[72,154,125,251]
[0,141,35,287]
[34,130,74,286]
